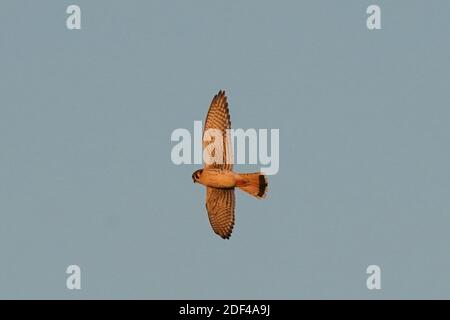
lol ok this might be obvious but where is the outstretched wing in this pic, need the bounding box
[202,90,233,170]
[206,187,235,239]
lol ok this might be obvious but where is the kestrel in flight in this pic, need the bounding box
[192,90,268,239]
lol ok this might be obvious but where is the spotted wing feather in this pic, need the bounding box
[202,90,233,170]
[205,187,235,239]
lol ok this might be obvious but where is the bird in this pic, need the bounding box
[192,90,268,239]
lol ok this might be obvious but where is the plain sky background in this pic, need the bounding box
[0,0,449,299]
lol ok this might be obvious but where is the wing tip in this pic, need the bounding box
[219,233,232,240]
[217,89,227,98]
[215,224,234,240]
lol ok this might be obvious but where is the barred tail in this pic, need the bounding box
[236,172,268,199]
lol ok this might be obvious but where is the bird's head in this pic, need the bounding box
[192,169,203,183]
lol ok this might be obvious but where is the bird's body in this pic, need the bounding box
[194,168,237,189]
[192,90,268,239]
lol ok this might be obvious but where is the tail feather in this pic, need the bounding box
[236,172,268,199]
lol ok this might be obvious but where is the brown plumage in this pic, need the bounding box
[192,90,268,239]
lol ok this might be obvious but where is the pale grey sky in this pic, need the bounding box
[0,0,449,298]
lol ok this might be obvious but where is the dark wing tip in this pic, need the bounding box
[216,224,233,239]
[216,90,226,99]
